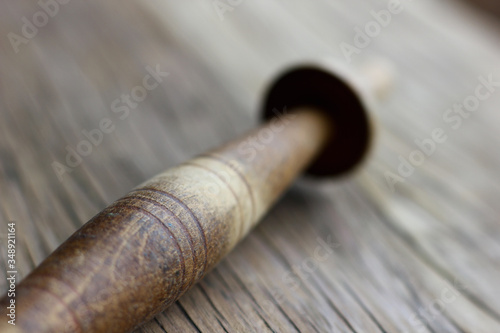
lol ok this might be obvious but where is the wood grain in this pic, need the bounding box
[1,0,500,332]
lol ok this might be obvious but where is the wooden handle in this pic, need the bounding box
[0,108,332,333]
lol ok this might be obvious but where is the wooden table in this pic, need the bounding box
[1,0,500,332]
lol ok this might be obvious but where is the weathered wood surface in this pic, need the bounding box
[1,0,500,332]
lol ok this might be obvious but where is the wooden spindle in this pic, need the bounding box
[0,60,389,333]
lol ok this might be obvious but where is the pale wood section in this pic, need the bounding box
[1,0,500,332]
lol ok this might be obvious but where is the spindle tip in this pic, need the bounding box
[261,58,393,177]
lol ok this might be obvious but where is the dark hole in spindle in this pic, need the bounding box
[262,67,371,177]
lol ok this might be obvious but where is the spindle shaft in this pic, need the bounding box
[1,108,332,333]
[1,59,389,333]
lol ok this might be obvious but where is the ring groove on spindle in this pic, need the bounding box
[20,285,82,333]
[130,188,210,276]
[112,200,187,301]
[21,272,82,303]
[122,192,200,287]
[201,153,256,224]
[183,161,247,241]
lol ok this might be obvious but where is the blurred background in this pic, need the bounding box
[1,0,500,332]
